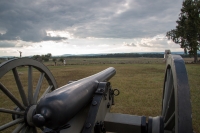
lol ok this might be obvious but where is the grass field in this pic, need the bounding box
[0,57,199,133]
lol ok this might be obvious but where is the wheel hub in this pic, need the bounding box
[24,105,37,126]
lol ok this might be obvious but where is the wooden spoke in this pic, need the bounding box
[33,72,45,104]
[162,69,173,117]
[12,68,28,106]
[0,83,25,110]
[12,123,25,133]
[0,108,24,115]
[164,112,175,130]
[0,118,24,131]
[163,87,175,123]
[38,85,53,103]
[28,66,33,105]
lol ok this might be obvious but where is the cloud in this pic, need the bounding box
[43,36,68,41]
[139,43,152,47]
[0,29,67,42]
[0,1,68,42]
[0,0,182,43]
[123,42,136,47]
[0,42,16,48]
[98,44,110,47]
[0,41,24,48]
[0,40,37,48]
[137,34,180,49]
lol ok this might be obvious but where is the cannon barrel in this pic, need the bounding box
[33,67,116,129]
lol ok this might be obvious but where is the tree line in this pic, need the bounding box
[60,53,200,58]
[31,53,65,62]
[32,53,52,62]
[2,53,199,62]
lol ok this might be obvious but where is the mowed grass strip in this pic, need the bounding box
[0,58,199,133]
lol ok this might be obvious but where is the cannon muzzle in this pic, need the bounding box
[33,67,116,129]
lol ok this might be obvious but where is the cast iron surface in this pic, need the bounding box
[0,58,57,132]
[81,82,109,133]
[162,54,193,133]
[34,67,116,129]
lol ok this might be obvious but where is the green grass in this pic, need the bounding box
[108,64,164,116]
[0,57,199,133]
[186,64,200,132]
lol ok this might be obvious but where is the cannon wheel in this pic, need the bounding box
[0,58,57,132]
[162,55,193,133]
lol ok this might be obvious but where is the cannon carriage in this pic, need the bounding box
[0,52,193,133]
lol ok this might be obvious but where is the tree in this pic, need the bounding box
[166,0,200,63]
[59,58,64,62]
[46,53,52,58]
[52,58,57,62]
[32,55,41,60]
[52,58,57,66]
[43,57,49,62]
[32,53,52,62]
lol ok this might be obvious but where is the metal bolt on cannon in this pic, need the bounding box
[0,50,193,133]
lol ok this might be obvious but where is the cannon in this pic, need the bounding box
[0,52,193,133]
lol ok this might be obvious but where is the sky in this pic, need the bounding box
[0,0,184,57]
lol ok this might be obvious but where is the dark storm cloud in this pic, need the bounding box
[0,0,182,42]
[0,42,16,47]
[0,0,68,42]
[0,41,23,48]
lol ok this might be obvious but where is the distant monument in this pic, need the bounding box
[164,50,171,62]
[18,51,22,58]
[63,59,66,66]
